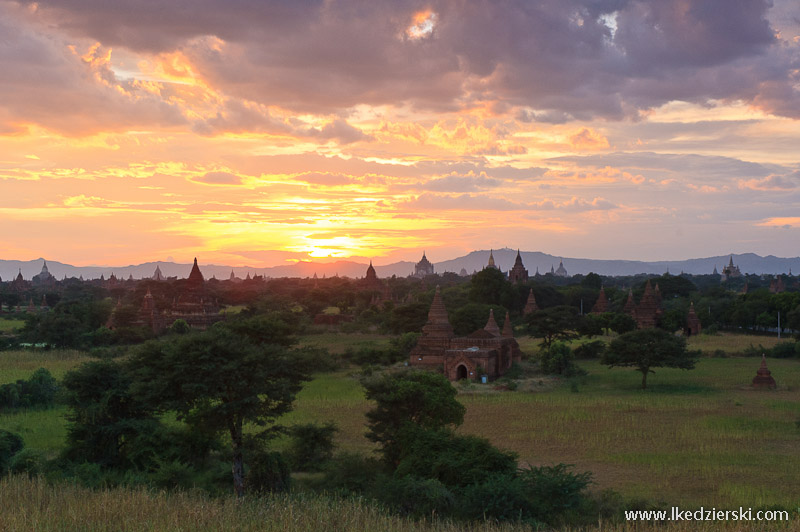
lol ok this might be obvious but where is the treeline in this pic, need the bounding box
[2,268,800,351]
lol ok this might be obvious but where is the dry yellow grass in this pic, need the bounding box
[0,476,796,532]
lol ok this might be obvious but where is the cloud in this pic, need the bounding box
[415,173,502,192]
[304,118,372,144]
[569,128,610,150]
[551,152,780,181]
[398,192,617,212]
[0,4,188,135]
[739,171,800,191]
[12,0,799,119]
[193,171,244,185]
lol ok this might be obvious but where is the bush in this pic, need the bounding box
[458,472,534,523]
[343,346,402,366]
[389,332,420,358]
[503,362,524,380]
[247,450,291,494]
[539,342,585,377]
[394,429,517,488]
[0,368,59,409]
[573,340,606,359]
[317,452,385,494]
[771,341,798,359]
[374,475,455,517]
[0,430,24,474]
[9,448,44,477]
[286,422,338,472]
[518,464,592,523]
[150,459,196,490]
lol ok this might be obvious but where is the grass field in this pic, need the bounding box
[0,318,25,333]
[1,334,800,512]
[516,331,794,357]
[1,476,797,532]
[0,349,91,382]
[298,331,392,354]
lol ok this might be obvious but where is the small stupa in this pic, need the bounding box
[751,355,776,389]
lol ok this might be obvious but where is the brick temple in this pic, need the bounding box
[409,286,523,381]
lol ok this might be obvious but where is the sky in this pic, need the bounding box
[1,0,799,267]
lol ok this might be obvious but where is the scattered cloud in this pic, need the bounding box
[193,171,245,185]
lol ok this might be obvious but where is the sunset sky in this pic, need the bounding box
[1,0,799,267]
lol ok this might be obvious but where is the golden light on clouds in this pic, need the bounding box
[406,10,437,40]
[0,0,798,265]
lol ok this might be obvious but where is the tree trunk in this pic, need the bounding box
[641,369,648,389]
[230,418,245,497]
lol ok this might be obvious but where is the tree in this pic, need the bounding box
[450,303,507,336]
[539,341,584,377]
[127,324,309,497]
[602,329,698,389]
[469,267,516,308]
[286,422,338,472]
[608,312,637,335]
[62,360,157,469]
[527,305,581,348]
[363,370,465,467]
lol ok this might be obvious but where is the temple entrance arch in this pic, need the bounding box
[456,364,468,380]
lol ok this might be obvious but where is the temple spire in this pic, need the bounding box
[484,309,501,337]
[502,311,513,338]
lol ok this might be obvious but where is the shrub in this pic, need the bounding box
[503,362,524,380]
[374,475,455,517]
[343,346,401,366]
[518,464,592,523]
[573,340,606,359]
[457,472,534,523]
[0,430,24,474]
[394,429,517,488]
[286,422,338,472]
[540,342,585,377]
[317,452,385,494]
[388,332,420,358]
[0,368,59,409]
[9,449,44,478]
[771,341,798,359]
[150,459,196,490]
[247,450,291,494]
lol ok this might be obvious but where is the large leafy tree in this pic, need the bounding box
[602,329,698,389]
[526,305,581,348]
[62,360,156,469]
[127,324,309,496]
[363,370,465,467]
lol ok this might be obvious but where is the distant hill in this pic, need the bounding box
[438,249,800,277]
[1,251,798,282]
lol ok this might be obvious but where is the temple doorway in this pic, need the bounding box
[456,364,468,380]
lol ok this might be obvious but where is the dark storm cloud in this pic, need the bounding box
[12,0,798,119]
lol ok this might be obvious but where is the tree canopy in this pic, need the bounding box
[602,329,698,389]
[127,324,309,496]
[363,370,465,467]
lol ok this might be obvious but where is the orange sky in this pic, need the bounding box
[1,0,799,266]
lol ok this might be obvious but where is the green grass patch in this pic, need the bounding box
[0,319,25,332]
[2,336,799,512]
[0,349,91,382]
[297,332,391,355]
